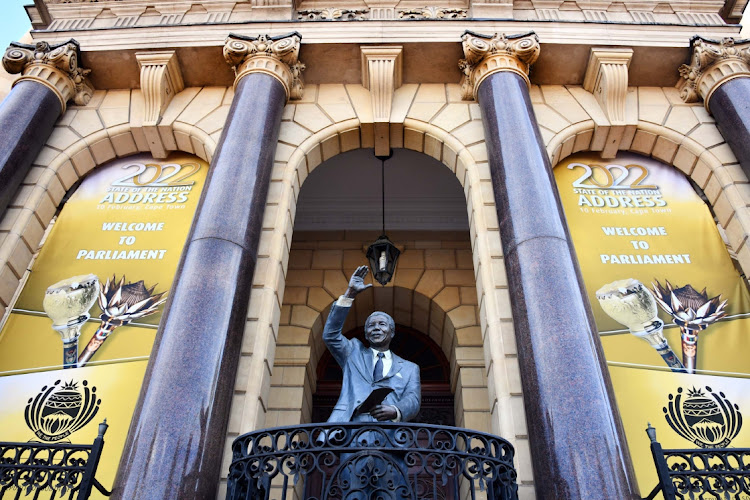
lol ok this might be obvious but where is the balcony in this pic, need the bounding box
[226,422,518,500]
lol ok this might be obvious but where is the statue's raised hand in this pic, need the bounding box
[344,265,373,298]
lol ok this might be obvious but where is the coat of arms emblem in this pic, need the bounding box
[663,386,742,448]
[24,379,101,442]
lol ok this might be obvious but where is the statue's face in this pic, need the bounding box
[365,313,394,351]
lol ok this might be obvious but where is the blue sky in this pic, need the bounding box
[1,1,33,48]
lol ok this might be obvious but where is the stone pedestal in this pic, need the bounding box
[112,33,303,500]
[0,40,92,216]
[460,31,638,499]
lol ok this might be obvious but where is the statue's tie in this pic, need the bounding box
[373,352,384,381]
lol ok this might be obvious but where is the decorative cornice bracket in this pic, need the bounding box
[136,51,184,127]
[361,46,402,156]
[135,50,184,159]
[224,32,305,102]
[678,36,750,111]
[2,39,93,113]
[458,31,540,101]
[583,47,633,125]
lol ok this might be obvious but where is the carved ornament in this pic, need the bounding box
[678,36,750,110]
[136,51,184,127]
[583,48,633,125]
[224,32,305,101]
[2,39,93,112]
[136,50,184,159]
[398,7,467,19]
[298,8,370,20]
[458,31,540,101]
[361,46,403,156]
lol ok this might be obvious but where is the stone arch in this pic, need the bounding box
[544,119,750,274]
[236,116,520,441]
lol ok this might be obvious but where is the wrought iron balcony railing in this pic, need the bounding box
[226,422,518,500]
[0,420,111,500]
[643,424,750,499]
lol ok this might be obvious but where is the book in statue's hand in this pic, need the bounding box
[353,387,394,416]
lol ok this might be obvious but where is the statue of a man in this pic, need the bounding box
[323,265,421,422]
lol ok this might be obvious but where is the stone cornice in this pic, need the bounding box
[678,35,750,110]
[458,31,540,100]
[2,39,93,112]
[223,32,305,101]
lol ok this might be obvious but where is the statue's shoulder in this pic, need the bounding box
[395,353,420,371]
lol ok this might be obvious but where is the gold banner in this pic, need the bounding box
[554,152,750,493]
[0,153,207,372]
[0,361,148,499]
[611,365,750,498]
[554,152,750,375]
[0,153,208,494]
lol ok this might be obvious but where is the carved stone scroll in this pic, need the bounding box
[458,31,540,101]
[135,50,184,159]
[361,46,403,156]
[583,48,633,125]
[678,36,750,109]
[136,51,184,127]
[224,32,305,101]
[2,39,93,113]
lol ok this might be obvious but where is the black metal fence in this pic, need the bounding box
[643,424,750,499]
[0,420,111,500]
[227,422,518,500]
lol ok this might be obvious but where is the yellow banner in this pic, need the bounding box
[0,361,148,499]
[554,152,750,375]
[611,365,750,498]
[0,153,207,494]
[554,152,750,494]
[0,153,207,372]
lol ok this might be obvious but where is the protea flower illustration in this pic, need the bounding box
[77,275,168,367]
[651,280,727,374]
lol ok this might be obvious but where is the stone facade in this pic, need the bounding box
[1,0,750,498]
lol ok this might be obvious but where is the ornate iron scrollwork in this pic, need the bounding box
[226,422,518,500]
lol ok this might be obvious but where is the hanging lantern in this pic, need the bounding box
[366,152,400,286]
[367,234,400,286]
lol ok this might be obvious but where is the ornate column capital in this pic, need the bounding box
[458,31,540,101]
[224,32,305,102]
[2,39,93,113]
[678,36,750,110]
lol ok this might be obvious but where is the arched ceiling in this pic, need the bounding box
[294,148,469,231]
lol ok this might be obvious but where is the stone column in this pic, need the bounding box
[459,31,638,498]
[112,33,304,500]
[679,37,750,175]
[0,40,93,216]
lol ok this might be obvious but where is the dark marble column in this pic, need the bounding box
[0,40,92,216]
[0,82,61,215]
[679,37,750,176]
[708,78,750,174]
[111,33,303,500]
[460,31,638,498]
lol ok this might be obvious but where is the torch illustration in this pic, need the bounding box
[652,280,727,374]
[596,278,684,372]
[77,275,167,367]
[42,275,100,369]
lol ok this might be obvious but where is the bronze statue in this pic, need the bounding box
[323,265,421,423]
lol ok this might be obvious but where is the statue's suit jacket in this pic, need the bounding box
[323,302,421,423]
